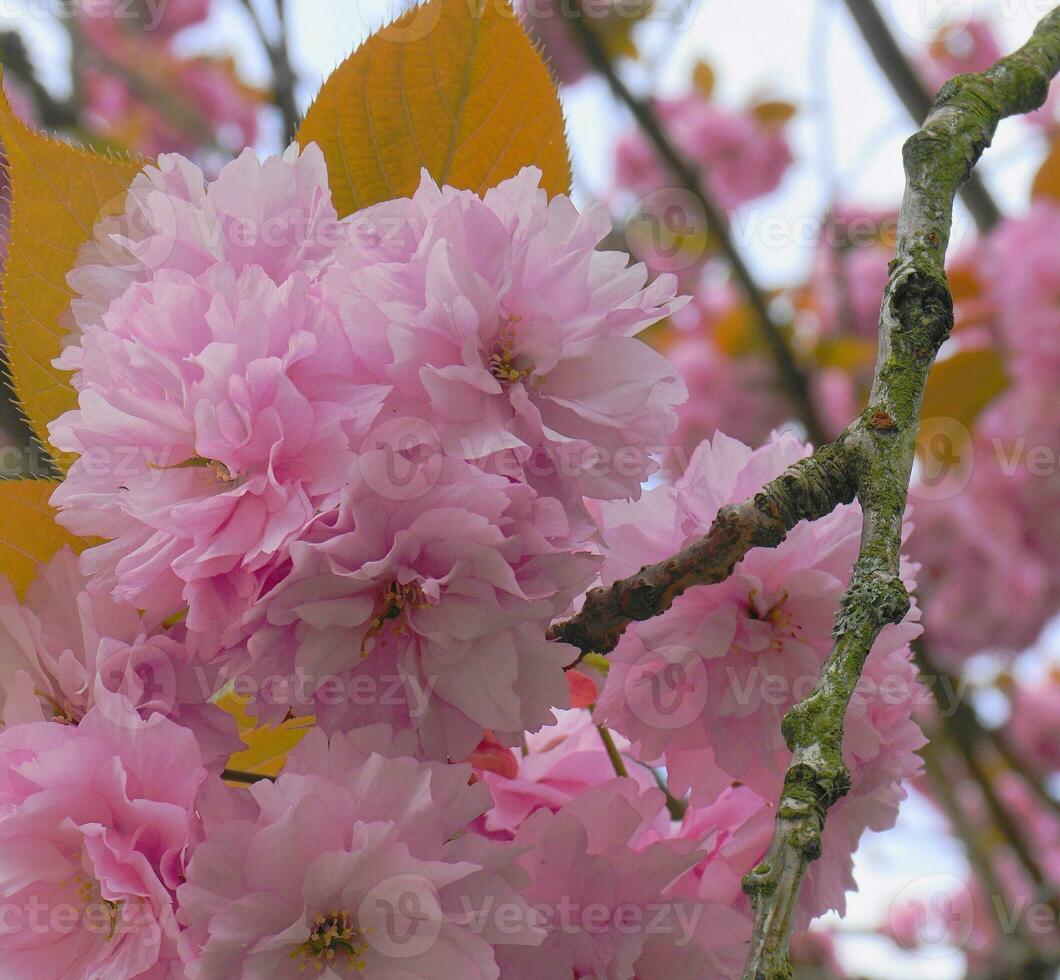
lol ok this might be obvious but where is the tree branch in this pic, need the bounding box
[221,768,274,784]
[920,739,1045,972]
[841,0,1003,233]
[239,0,300,143]
[562,8,829,445]
[741,12,1060,976]
[916,642,1059,818]
[551,440,857,661]
[0,32,79,131]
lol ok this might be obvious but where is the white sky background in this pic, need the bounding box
[5,1,1060,976]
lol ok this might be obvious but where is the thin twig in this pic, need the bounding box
[239,0,300,143]
[563,8,829,445]
[916,643,1059,818]
[596,724,629,778]
[921,739,1043,969]
[841,0,1002,233]
[221,768,275,784]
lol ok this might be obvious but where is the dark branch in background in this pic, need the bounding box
[562,9,829,446]
[740,13,1060,975]
[918,650,1060,915]
[842,0,1002,233]
[0,33,78,130]
[239,0,300,143]
[916,643,1059,817]
[221,768,275,784]
[920,739,1055,978]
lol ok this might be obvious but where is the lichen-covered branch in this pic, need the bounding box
[562,7,829,445]
[551,441,857,662]
[741,12,1060,977]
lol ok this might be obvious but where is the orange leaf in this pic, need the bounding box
[218,693,314,779]
[920,347,1008,431]
[296,0,570,217]
[1031,135,1060,201]
[0,480,83,598]
[691,60,715,98]
[0,83,141,470]
[750,100,797,127]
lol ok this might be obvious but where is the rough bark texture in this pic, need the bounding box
[551,442,857,661]
[741,12,1060,977]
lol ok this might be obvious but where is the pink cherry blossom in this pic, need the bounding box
[79,0,210,46]
[76,0,260,157]
[234,457,597,762]
[1006,667,1060,774]
[177,727,544,978]
[324,166,687,500]
[980,200,1060,389]
[788,929,848,977]
[661,647,924,927]
[0,548,239,770]
[51,150,388,634]
[595,431,919,797]
[494,778,751,979]
[84,57,261,158]
[660,288,793,467]
[477,708,661,839]
[66,145,343,328]
[803,207,893,340]
[909,386,1059,662]
[0,698,206,978]
[918,19,1003,94]
[615,95,793,212]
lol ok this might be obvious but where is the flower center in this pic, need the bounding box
[291,910,369,973]
[153,456,238,483]
[37,690,81,725]
[486,317,532,386]
[746,589,798,648]
[360,581,430,657]
[72,874,123,941]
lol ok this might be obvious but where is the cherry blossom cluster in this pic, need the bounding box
[0,144,929,977]
[909,200,1060,663]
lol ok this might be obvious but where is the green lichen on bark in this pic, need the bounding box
[740,10,1060,979]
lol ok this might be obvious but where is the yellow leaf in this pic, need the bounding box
[0,84,141,471]
[0,480,82,598]
[218,693,314,779]
[920,347,1008,431]
[691,60,715,98]
[750,100,797,127]
[1031,135,1060,201]
[594,0,652,64]
[296,0,570,217]
[813,335,877,373]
